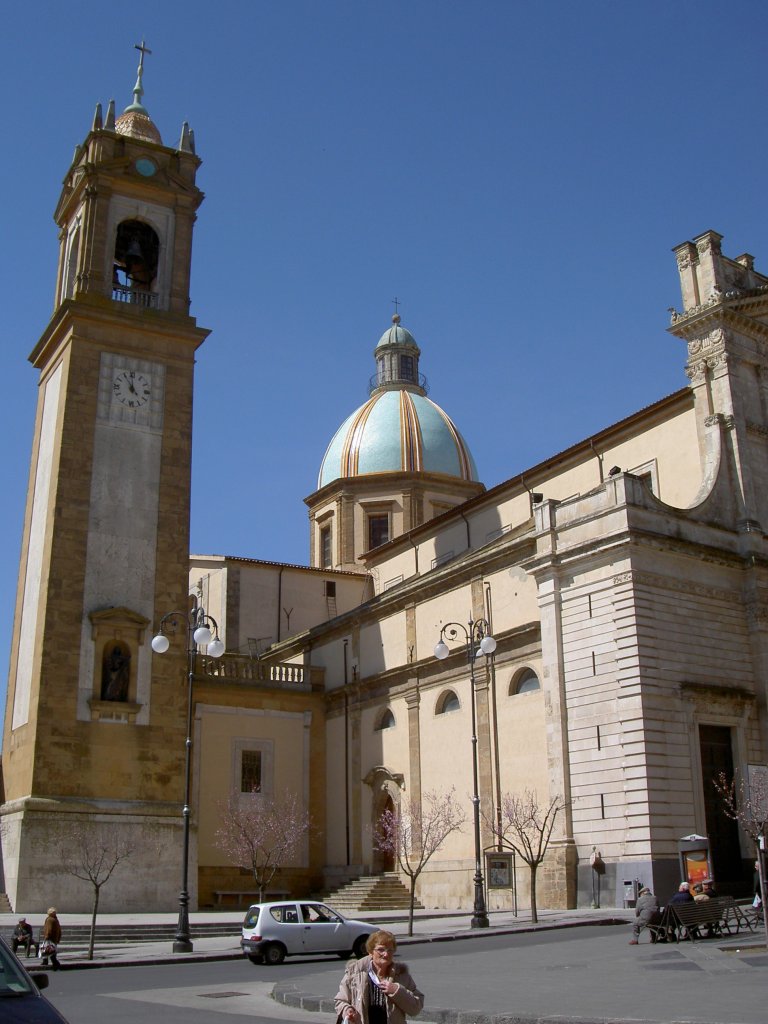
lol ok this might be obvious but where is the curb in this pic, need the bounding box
[271,984,719,1024]
[269,920,760,1024]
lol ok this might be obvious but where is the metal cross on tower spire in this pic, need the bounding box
[134,39,152,69]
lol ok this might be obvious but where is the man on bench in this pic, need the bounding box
[11,918,38,957]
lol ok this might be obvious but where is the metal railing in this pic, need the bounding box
[112,284,158,308]
[368,372,428,395]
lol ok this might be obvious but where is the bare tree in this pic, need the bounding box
[489,789,565,923]
[713,768,768,937]
[374,788,465,935]
[214,789,310,902]
[55,822,137,960]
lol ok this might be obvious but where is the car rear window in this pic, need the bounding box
[243,907,261,928]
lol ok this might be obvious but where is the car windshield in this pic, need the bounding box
[0,942,36,995]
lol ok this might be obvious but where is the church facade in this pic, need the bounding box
[2,65,766,914]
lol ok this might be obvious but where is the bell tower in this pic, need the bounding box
[0,47,209,911]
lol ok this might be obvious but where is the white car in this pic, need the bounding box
[240,900,376,964]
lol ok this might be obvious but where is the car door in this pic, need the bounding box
[266,903,303,953]
[299,902,348,954]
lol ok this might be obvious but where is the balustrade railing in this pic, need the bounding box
[112,284,158,308]
[197,652,307,687]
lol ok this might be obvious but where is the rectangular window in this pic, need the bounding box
[399,354,414,380]
[324,581,336,597]
[367,514,389,550]
[241,750,262,793]
[320,526,332,568]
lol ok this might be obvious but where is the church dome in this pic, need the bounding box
[115,109,162,145]
[318,316,479,490]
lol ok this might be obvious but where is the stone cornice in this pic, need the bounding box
[669,297,768,345]
[323,620,539,710]
[612,569,737,604]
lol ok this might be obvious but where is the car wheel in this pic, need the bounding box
[352,935,369,959]
[247,954,264,965]
[263,942,286,965]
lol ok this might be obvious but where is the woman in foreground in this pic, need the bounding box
[335,929,424,1024]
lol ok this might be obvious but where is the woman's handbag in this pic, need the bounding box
[39,940,56,957]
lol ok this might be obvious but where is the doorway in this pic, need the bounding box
[698,724,743,891]
[372,792,395,873]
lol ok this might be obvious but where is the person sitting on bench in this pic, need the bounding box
[11,918,37,957]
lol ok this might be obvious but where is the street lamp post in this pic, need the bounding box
[152,602,225,953]
[434,617,496,929]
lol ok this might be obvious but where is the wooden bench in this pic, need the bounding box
[654,896,754,942]
[213,889,289,907]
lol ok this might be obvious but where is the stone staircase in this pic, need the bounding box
[0,893,12,913]
[321,873,424,913]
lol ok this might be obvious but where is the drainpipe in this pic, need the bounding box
[343,639,350,866]
[460,509,472,551]
[589,440,604,484]
[485,582,503,853]
[409,535,419,575]
[277,566,284,642]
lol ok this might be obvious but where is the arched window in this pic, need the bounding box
[375,708,395,731]
[511,668,541,696]
[113,219,160,304]
[62,222,81,301]
[436,689,460,715]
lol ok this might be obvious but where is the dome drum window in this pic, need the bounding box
[367,512,390,551]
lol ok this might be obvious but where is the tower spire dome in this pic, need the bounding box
[114,39,162,145]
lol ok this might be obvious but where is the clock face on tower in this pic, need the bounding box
[113,370,151,408]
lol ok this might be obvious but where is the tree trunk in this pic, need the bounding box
[408,875,417,937]
[758,843,768,941]
[88,886,100,960]
[529,863,538,924]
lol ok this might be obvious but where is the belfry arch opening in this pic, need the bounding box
[113,219,159,300]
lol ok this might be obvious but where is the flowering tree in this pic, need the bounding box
[214,789,311,901]
[374,788,465,935]
[713,768,768,936]
[53,822,137,959]
[489,789,565,923]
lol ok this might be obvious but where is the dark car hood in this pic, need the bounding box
[0,993,71,1023]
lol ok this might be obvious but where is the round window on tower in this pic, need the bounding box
[135,158,158,177]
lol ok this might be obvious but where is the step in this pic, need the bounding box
[1,921,237,946]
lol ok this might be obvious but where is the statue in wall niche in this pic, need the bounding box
[101,643,130,701]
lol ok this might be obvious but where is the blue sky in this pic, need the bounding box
[1,1,766,711]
